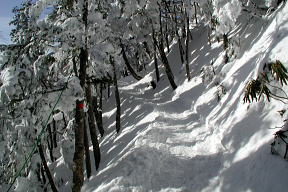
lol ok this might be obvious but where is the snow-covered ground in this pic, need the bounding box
[79,4,288,192]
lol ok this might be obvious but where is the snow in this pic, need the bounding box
[80,3,288,192]
[2,2,288,192]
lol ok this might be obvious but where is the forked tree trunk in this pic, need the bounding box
[86,82,101,170]
[120,43,142,81]
[38,144,58,192]
[157,10,177,90]
[110,56,121,133]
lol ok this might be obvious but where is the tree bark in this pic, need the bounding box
[47,124,54,162]
[93,83,104,137]
[86,81,101,170]
[152,30,160,82]
[107,83,110,98]
[52,118,57,148]
[165,23,170,52]
[72,0,88,189]
[223,33,229,63]
[72,99,85,192]
[120,43,142,81]
[62,112,67,128]
[154,7,177,90]
[110,56,121,133]
[38,144,58,192]
[185,11,191,81]
[83,113,91,178]
[194,2,198,25]
[174,5,185,65]
[157,10,177,90]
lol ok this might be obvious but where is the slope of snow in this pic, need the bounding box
[82,4,288,192]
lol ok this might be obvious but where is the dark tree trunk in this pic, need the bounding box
[185,11,191,81]
[157,41,178,90]
[107,83,110,98]
[152,30,160,82]
[223,33,229,63]
[86,82,101,170]
[40,165,46,187]
[72,99,85,192]
[73,57,78,77]
[72,0,88,189]
[165,23,170,52]
[99,83,103,130]
[181,4,187,39]
[173,5,185,65]
[52,118,57,148]
[143,41,151,58]
[110,56,121,133]
[83,113,91,178]
[62,112,67,128]
[38,144,58,192]
[194,2,198,25]
[47,124,54,162]
[93,83,104,137]
[120,43,142,81]
[157,10,177,90]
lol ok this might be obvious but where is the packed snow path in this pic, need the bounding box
[82,5,288,192]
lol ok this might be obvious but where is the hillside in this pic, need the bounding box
[81,3,288,192]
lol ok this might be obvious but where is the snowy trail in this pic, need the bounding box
[82,4,288,192]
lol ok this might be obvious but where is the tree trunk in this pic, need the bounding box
[107,83,110,98]
[157,8,177,90]
[47,124,54,162]
[165,23,170,52]
[86,81,101,170]
[40,165,46,188]
[143,41,151,58]
[52,118,57,148]
[120,43,142,81]
[72,99,85,192]
[158,41,178,90]
[72,0,88,189]
[83,113,91,178]
[223,33,229,63]
[194,2,198,25]
[173,5,185,65]
[62,112,67,128]
[185,12,191,81]
[110,56,121,133]
[38,144,58,192]
[152,30,160,82]
[93,83,104,137]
